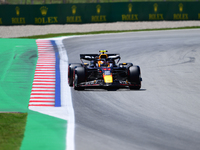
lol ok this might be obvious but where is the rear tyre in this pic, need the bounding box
[73,66,85,90]
[128,66,141,90]
[68,63,82,87]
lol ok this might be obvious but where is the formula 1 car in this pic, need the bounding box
[68,50,142,90]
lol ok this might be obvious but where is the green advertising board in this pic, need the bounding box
[84,3,112,23]
[112,3,144,21]
[0,5,5,25]
[61,4,85,24]
[165,2,200,20]
[31,5,62,25]
[0,2,200,25]
[0,5,30,25]
[112,2,200,22]
[60,3,112,24]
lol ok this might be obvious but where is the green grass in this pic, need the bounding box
[0,113,27,150]
[18,26,200,39]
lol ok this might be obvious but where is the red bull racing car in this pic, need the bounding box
[68,50,142,90]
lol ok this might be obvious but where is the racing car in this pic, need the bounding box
[68,50,142,90]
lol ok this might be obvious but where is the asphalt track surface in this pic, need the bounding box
[63,29,200,150]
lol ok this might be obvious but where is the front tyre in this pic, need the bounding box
[128,66,142,90]
[68,63,82,87]
[73,66,85,90]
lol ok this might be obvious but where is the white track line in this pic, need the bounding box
[30,37,76,150]
[55,37,75,150]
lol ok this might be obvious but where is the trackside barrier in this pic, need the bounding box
[0,2,200,25]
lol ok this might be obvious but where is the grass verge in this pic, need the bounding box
[0,113,27,150]
[18,26,200,39]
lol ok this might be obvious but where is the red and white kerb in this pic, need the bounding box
[29,40,55,107]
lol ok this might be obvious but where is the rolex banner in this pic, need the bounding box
[0,2,200,25]
[31,5,61,24]
[0,5,30,25]
[112,2,200,21]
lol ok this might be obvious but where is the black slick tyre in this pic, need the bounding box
[128,66,141,90]
[73,66,85,90]
[68,63,82,87]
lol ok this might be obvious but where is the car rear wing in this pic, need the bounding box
[80,54,121,61]
[80,54,99,61]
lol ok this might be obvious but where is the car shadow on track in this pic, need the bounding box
[79,87,146,92]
